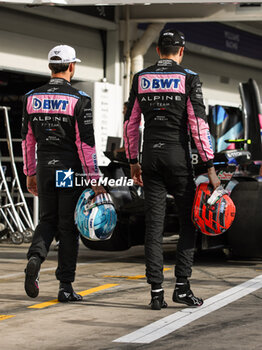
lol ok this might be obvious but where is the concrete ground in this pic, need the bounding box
[0,239,262,350]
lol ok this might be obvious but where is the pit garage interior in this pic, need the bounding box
[0,1,262,350]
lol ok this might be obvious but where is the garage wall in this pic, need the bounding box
[0,7,103,81]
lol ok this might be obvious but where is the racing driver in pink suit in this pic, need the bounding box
[22,45,105,302]
[124,29,220,310]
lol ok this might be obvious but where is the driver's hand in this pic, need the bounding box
[91,184,107,197]
[207,167,221,189]
[27,175,38,196]
[130,163,143,186]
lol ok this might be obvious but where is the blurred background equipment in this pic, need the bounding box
[0,106,34,244]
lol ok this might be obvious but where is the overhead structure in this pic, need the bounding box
[120,3,262,23]
[1,0,262,4]
[2,2,262,24]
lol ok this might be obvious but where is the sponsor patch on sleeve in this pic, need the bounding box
[92,153,99,173]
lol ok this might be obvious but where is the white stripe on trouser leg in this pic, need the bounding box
[113,274,262,344]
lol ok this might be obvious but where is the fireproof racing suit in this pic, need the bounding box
[124,59,214,284]
[21,77,100,282]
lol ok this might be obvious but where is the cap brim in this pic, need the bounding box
[75,58,81,63]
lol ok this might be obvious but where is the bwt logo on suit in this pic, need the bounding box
[141,77,181,90]
[33,98,69,111]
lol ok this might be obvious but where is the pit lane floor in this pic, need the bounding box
[0,240,261,350]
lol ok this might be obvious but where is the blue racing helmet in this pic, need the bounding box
[75,189,117,241]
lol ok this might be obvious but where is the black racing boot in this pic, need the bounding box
[173,281,203,307]
[150,289,168,310]
[24,256,41,298]
[58,282,83,302]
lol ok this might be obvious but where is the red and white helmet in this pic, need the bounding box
[192,183,236,236]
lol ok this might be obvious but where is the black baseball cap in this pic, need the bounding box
[158,29,186,48]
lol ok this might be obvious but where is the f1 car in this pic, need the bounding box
[80,79,262,258]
